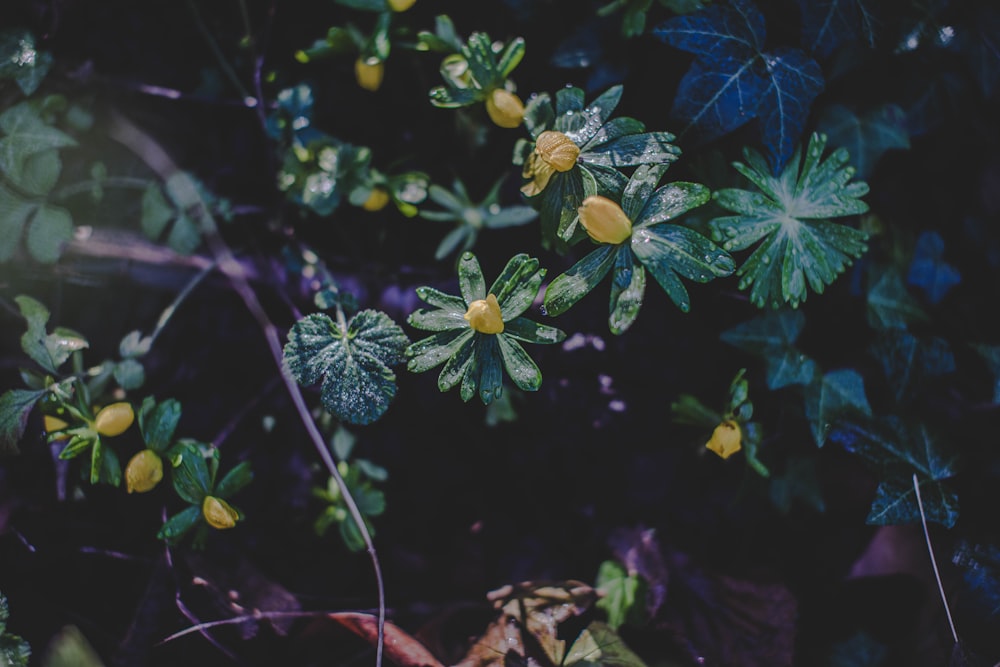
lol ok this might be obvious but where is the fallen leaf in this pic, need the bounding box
[330,612,445,667]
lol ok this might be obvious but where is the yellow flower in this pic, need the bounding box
[388,0,416,11]
[44,414,69,433]
[464,293,504,334]
[202,496,239,530]
[355,56,384,92]
[362,186,390,211]
[93,402,134,437]
[520,131,580,197]
[125,449,164,493]
[577,195,633,245]
[706,420,742,459]
[485,89,525,128]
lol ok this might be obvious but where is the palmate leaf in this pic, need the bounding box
[653,0,823,172]
[284,309,410,425]
[709,132,870,308]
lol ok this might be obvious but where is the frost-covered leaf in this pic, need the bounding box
[0,388,47,455]
[907,230,961,304]
[653,0,823,172]
[710,133,869,308]
[804,369,872,446]
[284,310,409,425]
[817,104,909,180]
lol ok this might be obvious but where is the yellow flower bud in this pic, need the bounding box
[706,420,742,459]
[464,293,504,334]
[202,496,239,530]
[125,449,164,493]
[578,195,633,245]
[355,57,384,92]
[388,0,416,11]
[485,89,525,128]
[362,186,390,211]
[93,402,134,437]
[520,131,580,197]
[44,415,69,433]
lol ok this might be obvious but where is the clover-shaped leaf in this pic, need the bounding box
[284,309,410,425]
[709,132,870,308]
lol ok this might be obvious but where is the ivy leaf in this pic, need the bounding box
[867,472,959,528]
[972,344,1000,404]
[803,368,872,446]
[907,230,961,304]
[653,0,824,172]
[952,540,1000,620]
[710,132,870,308]
[720,309,817,389]
[869,329,955,405]
[797,0,877,58]
[866,267,928,330]
[817,104,910,180]
[0,388,47,455]
[284,309,409,425]
[595,560,645,631]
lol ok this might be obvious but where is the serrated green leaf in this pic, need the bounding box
[26,203,73,263]
[633,180,710,227]
[0,102,76,185]
[0,28,53,97]
[138,396,181,453]
[710,132,869,308]
[804,369,872,447]
[0,388,47,455]
[284,309,409,425]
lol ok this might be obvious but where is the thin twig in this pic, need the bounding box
[159,608,375,644]
[913,472,960,644]
[186,0,256,106]
[109,111,387,667]
[164,539,238,661]
[149,261,216,347]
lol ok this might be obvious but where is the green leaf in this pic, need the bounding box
[866,473,959,528]
[18,148,62,196]
[165,213,201,255]
[406,328,472,373]
[720,310,816,389]
[0,388,47,455]
[435,331,477,391]
[710,133,869,308]
[118,330,153,358]
[0,591,31,667]
[141,183,174,239]
[595,560,642,631]
[0,101,76,186]
[170,441,213,504]
[26,203,73,263]
[15,295,88,373]
[112,359,145,390]
[38,625,103,667]
[138,396,182,453]
[608,245,646,334]
[572,621,649,666]
[0,28,53,97]
[215,461,253,498]
[157,506,203,544]
[502,317,566,345]
[496,335,543,392]
[817,104,910,180]
[543,245,618,317]
[633,181,711,228]
[407,305,468,332]
[284,309,410,425]
[804,369,872,447]
[457,251,486,304]
[632,223,734,313]
[489,254,544,320]
[0,184,34,262]
[866,267,928,330]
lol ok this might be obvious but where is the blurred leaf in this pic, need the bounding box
[0,101,76,186]
[952,540,1000,620]
[112,359,145,390]
[15,295,88,374]
[26,204,73,263]
[710,133,869,308]
[215,461,254,499]
[653,0,823,172]
[284,309,409,425]
[0,29,54,96]
[869,329,955,405]
[0,592,31,667]
[156,506,202,544]
[798,0,876,59]
[608,526,669,618]
[972,344,1000,404]
[720,310,817,389]
[0,388,47,455]
[804,369,872,446]
[907,230,961,304]
[595,560,644,630]
[769,455,826,513]
[866,267,928,330]
[823,631,887,667]
[41,625,103,667]
[817,104,909,180]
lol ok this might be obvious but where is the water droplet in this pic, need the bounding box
[539,304,549,316]
[761,255,771,264]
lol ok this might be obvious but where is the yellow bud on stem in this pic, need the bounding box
[93,402,134,437]
[706,420,742,459]
[355,57,384,92]
[485,89,525,128]
[203,496,239,530]
[362,186,390,211]
[388,0,416,11]
[578,195,633,245]
[464,293,504,334]
[125,449,164,493]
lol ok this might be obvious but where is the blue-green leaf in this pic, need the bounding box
[138,396,182,453]
[543,244,618,317]
[803,369,872,447]
[0,388,47,455]
[0,28,53,96]
[26,203,73,263]
[215,461,253,499]
[458,252,486,304]
[866,267,928,330]
[608,247,646,334]
[907,230,961,305]
[170,442,213,504]
[501,318,567,345]
[0,102,76,186]
[869,329,955,405]
[817,104,909,180]
[497,335,542,392]
[406,328,472,373]
[867,473,959,528]
[15,295,88,374]
[157,506,203,544]
[284,309,410,425]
